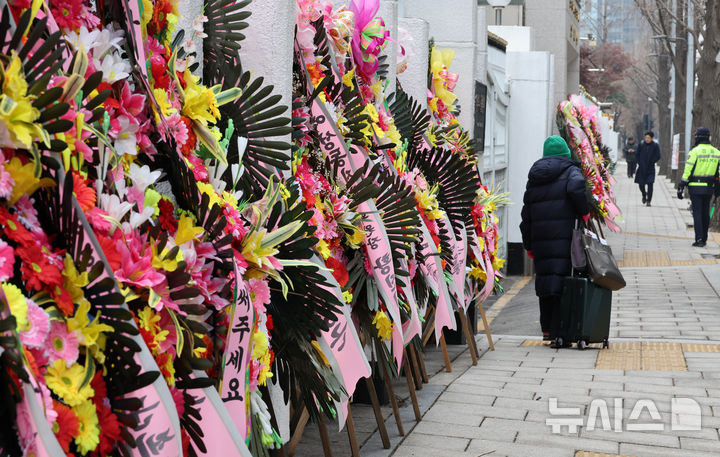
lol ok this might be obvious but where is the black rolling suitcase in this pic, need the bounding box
[556,276,612,350]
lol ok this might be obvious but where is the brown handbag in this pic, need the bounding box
[579,220,626,291]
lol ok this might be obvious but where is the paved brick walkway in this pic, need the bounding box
[389,167,720,457]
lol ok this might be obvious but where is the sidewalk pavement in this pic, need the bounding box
[294,167,720,457]
[387,167,720,457]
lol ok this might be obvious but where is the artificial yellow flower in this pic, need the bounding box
[427,97,438,114]
[140,0,153,29]
[372,310,393,341]
[73,399,100,455]
[370,81,383,99]
[67,301,113,364]
[4,157,40,205]
[45,360,94,407]
[0,54,44,149]
[175,214,204,245]
[153,89,176,117]
[316,239,332,260]
[182,82,220,126]
[241,230,278,270]
[468,264,487,282]
[251,330,268,360]
[345,228,365,249]
[492,257,505,271]
[62,254,90,308]
[151,242,180,272]
[2,282,28,332]
[342,68,355,87]
[363,104,379,123]
[196,182,223,209]
[342,290,353,304]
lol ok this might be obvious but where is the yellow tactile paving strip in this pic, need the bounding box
[617,250,717,267]
[622,231,694,241]
[522,340,689,371]
[683,343,720,352]
[596,342,687,371]
[619,251,671,267]
[575,452,634,457]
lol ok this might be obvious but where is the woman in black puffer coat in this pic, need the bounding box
[520,136,590,345]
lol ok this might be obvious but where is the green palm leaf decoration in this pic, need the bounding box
[32,165,159,452]
[212,66,293,200]
[406,146,480,244]
[263,182,345,420]
[388,83,431,153]
[203,0,251,83]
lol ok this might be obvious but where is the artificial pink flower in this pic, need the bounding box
[86,206,112,233]
[0,165,13,200]
[166,113,189,146]
[79,5,101,29]
[118,82,146,122]
[19,299,50,348]
[0,239,14,281]
[185,153,209,182]
[46,321,80,365]
[248,278,271,313]
[14,196,41,232]
[113,233,166,289]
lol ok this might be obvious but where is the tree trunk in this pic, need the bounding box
[696,0,720,229]
[657,55,672,176]
[671,0,688,184]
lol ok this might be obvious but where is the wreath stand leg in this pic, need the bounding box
[317,414,333,457]
[380,359,405,436]
[458,308,478,365]
[410,344,429,384]
[345,404,361,457]
[477,301,495,351]
[408,344,424,390]
[403,347,422,421]
[364,376,391,448]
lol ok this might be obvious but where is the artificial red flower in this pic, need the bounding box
[50,0,83,30]
[96,234,121,270]
[72,171,96,211]
[148,0,177,36]
[150,55,171,90]
[93,406,123,456]
[90,372,108,410]
[0,207,33,246]
[158,198,178,232]
[179,117,196,156]
[326,256,349,287]
[16,244,62,292]
[52,401,80,452]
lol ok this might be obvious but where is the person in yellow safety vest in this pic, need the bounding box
[677,127,720,247]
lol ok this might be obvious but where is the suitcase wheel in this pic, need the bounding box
[603,339,609,349]
[577,340,587,351]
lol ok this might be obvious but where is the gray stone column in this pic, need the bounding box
[397,18,429,109]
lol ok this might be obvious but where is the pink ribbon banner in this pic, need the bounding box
[417,222,456,343]
[310,99,404,368]
[192,372,252,456]
[220,267,254,440]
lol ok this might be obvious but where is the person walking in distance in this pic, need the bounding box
[677,127,720,247]
[635,131,661,206]
[624,136,637,178]
[520,136,590,347]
